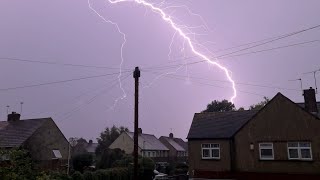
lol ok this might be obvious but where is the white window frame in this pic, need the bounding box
[52,149,62,159]
[287,142,312,161]
[259,143,274,160]
[201,143,220,160]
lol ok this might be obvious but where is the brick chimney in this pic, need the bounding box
[8,112,21,122]
[303,87,318,114]
[138,128,142,134]
[89,140,93,145]
[169,133,174,138]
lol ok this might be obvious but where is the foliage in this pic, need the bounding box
[237,107,245,111]
[96,148,125,169]
[202,99,235,112]
[95,125,129,155]
[83,171,94,180]
[138,157,155,180]
[72,153,93,173]
[249,96,270,110]
[72,171,84,180]
[174,162,188,175]
[93,168,129,180]
[112,155,133,168]
[0,148,36,180]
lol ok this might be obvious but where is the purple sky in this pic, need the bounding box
[0,0,319,141]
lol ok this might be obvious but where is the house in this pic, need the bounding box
[73,138,98,155]
[187,88,320,180]
[109,128,169,163]
[159,133,188,162]
[0,112,69,171]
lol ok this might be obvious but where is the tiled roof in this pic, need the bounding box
[187,110,258,139]
[296,102,320,117]
[173,138,188,151]
[0,118,50,147]
[86,143,98,153]
[127,132,169,151]
[160,136,185,151]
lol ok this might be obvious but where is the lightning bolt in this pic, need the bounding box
[89,0,237,103]
[88,0,127,109]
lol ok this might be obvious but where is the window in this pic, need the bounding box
[288,142,312,160]
[143,151,146,157]
[259,143,274,160]
[201,143,220,159]
[52,150,62,159]
[148,152,150,157]
[152,152,155,157]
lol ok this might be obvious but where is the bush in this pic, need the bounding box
[83,171,94,180]
[72,171,84,180]
[72,153,93,173]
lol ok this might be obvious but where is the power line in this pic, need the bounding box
[141,39,320,71]
[143,70,300,92]
[142,73,266,97]
[57,73,132,121]
[143,24,320,70]
[0,71,131,92]
[0,57,131,70]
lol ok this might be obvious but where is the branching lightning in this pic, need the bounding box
[88,0,237,103]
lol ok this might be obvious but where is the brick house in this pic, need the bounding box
[109,129,169,163]
[159,133,188,163]
[0,112,69,171]
[187,88,320,179]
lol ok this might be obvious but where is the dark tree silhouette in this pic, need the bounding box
[202,99,235,112]
[249,97,270,110]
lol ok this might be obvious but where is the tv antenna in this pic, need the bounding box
[289,78,303,95]
[304,69,320,94]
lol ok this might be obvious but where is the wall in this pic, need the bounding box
[188,139,231,178]
[109,132,142,155]
[235,94,320,174]
[24,119,69,170]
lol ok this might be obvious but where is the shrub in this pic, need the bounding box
[83,171,94,180]
[72,171,84,180]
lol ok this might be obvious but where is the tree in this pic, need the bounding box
[95,125,129,155]
[96,148,125,169]
[72,153,93,173]
[249,97,270,110]
[202,99,235,112]
[0,148,35,180]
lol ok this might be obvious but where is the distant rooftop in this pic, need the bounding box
[127,132,169,151]
[0,118,51,147]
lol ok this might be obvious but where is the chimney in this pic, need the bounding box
[138,128,142,134]
[303,87,318,114]
[89,140,93,144]
[8,112,21,122]
[169,133,174,138]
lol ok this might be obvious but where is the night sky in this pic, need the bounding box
[0,0,319,141]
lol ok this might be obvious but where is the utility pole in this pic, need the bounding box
[133,67,140,180]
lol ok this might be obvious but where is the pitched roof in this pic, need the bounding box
[173,138,188,151]
[126,132,169,151]
[0,118,50,147]
[187,110,258,139]
[296,102,320,117]
[160,136,186,151]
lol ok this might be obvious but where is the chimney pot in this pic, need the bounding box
[169,133,174,138]
[8,112,21,122]
[303,87,318,114]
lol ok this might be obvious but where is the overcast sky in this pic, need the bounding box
[0,0,319,141]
